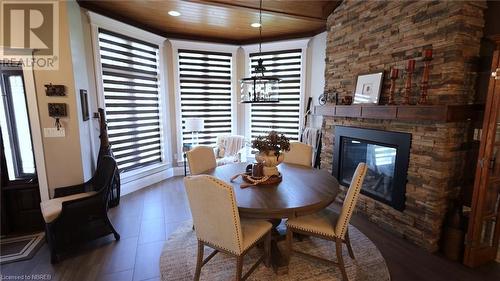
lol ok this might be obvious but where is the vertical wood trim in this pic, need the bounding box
[23,59,49,201]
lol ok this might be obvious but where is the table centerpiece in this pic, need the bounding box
[252,131,290,176]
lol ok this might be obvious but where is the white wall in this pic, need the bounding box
[304,32,327,128]
[305,32,327,106]
[66,1,98,180]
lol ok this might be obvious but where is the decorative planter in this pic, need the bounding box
[255,151,284,176]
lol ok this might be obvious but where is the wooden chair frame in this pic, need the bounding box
[194,231,271,281]
[286,226,355,281]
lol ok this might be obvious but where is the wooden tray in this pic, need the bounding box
[241,173,282,186]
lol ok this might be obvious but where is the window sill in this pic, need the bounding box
[121,162,171,185]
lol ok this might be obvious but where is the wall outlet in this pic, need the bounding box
[44,128,65,138]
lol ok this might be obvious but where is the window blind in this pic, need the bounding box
[249,49,302,141]
[178,49,232,146]
[97,28,162,172]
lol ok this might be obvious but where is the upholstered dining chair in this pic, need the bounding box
[184,175,272,281]
[283,142,313,167]
[186,146,217,175]
[286,162,368,281]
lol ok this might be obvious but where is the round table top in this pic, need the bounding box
[206,162,340,219]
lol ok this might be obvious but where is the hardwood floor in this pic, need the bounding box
[1,176,499,281]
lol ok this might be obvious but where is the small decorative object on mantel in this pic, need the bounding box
[388,67,399,105]
[353,71,384,104]
[418,49,433,105]
[402,59,415,105]
[252,131,290,176]
[340,95,353,105]
[318,92,328,105]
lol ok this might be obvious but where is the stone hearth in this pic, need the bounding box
[320,0,486,252]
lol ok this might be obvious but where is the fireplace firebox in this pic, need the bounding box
[333,126,411,211]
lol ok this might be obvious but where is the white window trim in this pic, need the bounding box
[170,39,239,165]
[87,12,174,191]
[241,38,310,143]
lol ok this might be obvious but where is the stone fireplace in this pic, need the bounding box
[333,126,411,211]
[319,0,486,252]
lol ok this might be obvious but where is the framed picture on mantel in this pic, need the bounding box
[353,71,384,104]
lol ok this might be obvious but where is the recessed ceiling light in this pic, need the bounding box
[168,10,181,17]
[251,23,261,28]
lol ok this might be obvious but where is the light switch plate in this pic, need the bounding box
[44,128,65,138]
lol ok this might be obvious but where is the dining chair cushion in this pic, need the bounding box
[186,146,217,175]
[240,218,272,252]
[283,142,313,167]
[184,175,272,255]
[40,191,97,223]
[287,209,339,238]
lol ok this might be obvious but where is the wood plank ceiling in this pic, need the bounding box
[78,0,341,44]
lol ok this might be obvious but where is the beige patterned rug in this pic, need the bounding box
[160,221,390,281]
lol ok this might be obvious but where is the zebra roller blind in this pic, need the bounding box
[249,49,302,141]
[178,49,232,146]
[97,28,162,172]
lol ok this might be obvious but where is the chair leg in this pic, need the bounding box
[45,225,59,264]
[335,238,348,281]
[105,214,120,241]
[236,255,243,281]
[286,228,293,262]
[345,229,355,259]
[264,231,271,267]
[194,240,204,281]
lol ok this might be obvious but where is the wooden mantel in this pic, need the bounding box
[313,104,484,122]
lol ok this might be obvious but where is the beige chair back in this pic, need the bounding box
[186,146,216,175]
[184,175,244,254]
[283,142,313,167]
[335,163,367,238]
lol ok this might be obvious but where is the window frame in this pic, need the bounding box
[88,12,171,183]
[241,39,309,148]
[0,68,36,180]
[170,40,239,165]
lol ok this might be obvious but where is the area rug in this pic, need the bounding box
[0,232,45,264]
[160,221,390,281]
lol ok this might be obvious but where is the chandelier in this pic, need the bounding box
[240,0,280,103]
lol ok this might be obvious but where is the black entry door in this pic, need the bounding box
[0,65,43,234]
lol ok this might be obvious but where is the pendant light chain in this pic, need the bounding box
[259,0,262,55]
[240,0,280,103]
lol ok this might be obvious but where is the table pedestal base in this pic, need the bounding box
[269,219,289,274]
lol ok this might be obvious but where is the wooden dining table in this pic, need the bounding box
[206,162,340,273]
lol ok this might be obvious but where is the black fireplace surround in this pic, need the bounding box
[333,126,411,211]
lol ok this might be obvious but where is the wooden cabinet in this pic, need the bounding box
[464,35,500,267]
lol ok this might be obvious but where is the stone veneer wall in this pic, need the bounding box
[321,0,486,251]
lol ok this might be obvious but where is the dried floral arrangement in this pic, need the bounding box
[251,131,290,158]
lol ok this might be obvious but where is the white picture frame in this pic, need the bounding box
[353,71,384,104]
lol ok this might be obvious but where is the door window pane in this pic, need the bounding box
[0,72,35,180]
